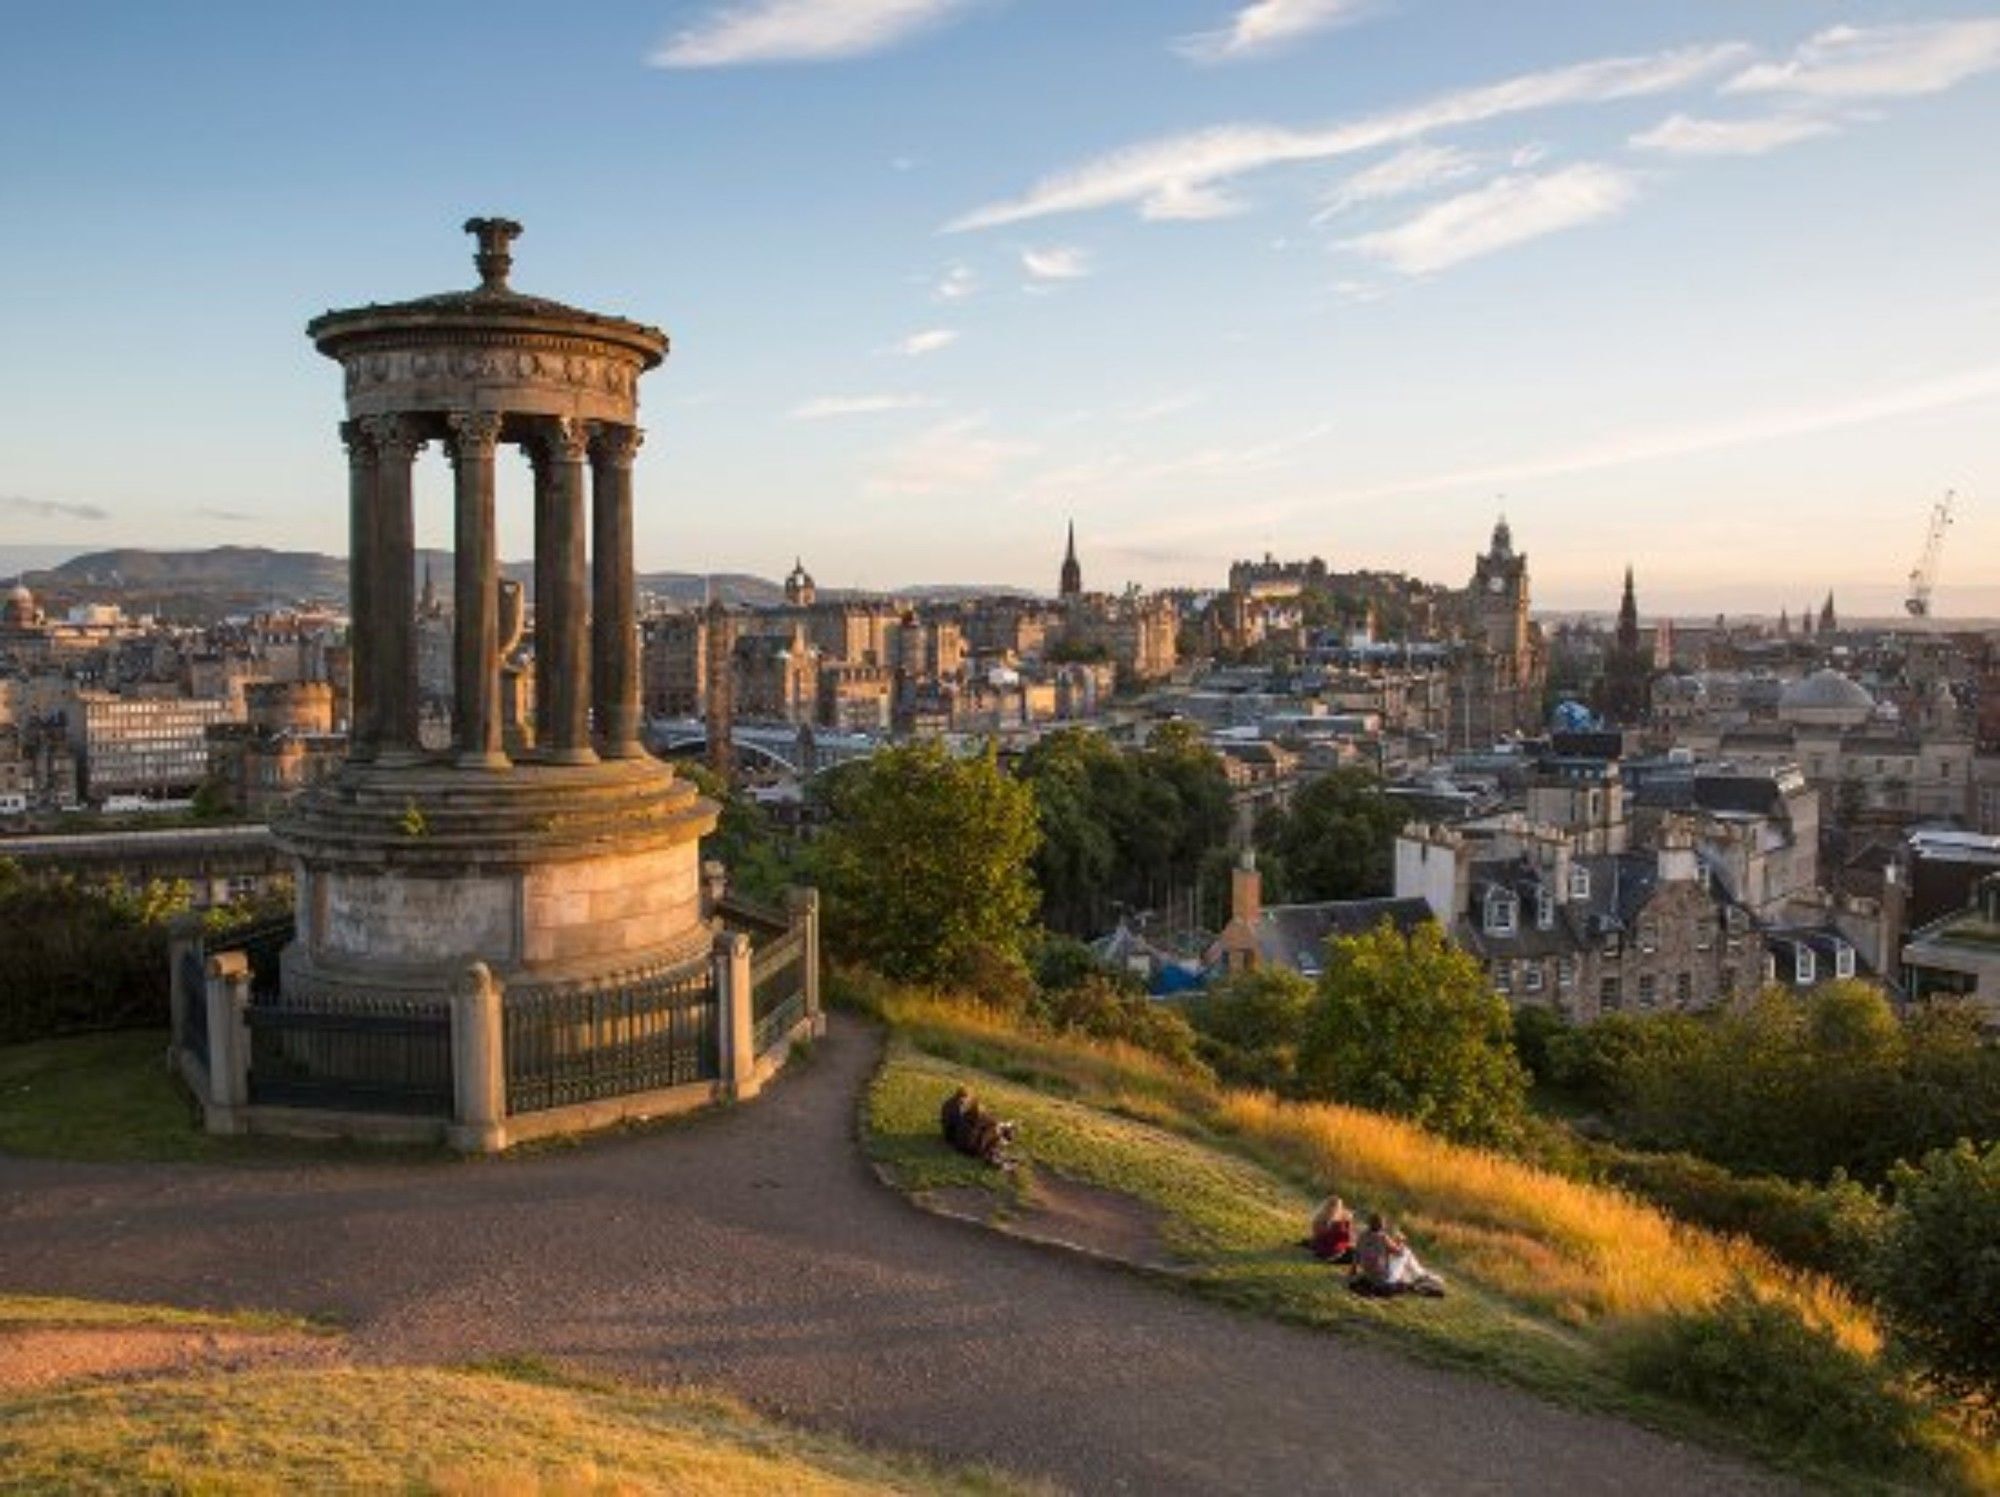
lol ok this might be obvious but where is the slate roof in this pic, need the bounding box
[1247,898,1433,973]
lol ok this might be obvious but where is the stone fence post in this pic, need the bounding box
[449,961,506,1154]
[166,914,201,1072]
[701,859,728,921]
[204,950,252,1135]
[714,930,755,1101]
[787,885,824,1036]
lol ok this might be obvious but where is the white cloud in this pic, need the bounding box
[1178,0,1369,63]
[1630,112,1838,157]
[1321,363,2000,506]
[1315,142,1480,219]
[934,262,977,301]
[898,328,959,356]
[1341,163,1636,275]
[790,394,939,420]
[1725,19,2000,100]
[946,42,1745,230]
[652,0,968,68]
[867,417,1037,496]
[1022,245,1092,280]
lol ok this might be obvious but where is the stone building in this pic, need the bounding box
[66,689,238,801]
[1447,518,1547,748]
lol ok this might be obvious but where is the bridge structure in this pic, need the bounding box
[647,719,882,779]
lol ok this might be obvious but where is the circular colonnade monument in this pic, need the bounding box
[277,219,717,1015]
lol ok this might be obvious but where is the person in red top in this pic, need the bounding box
[1309,1195,1356,1263]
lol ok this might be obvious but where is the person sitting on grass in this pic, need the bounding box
[941,1086,1018,1169]
[1350,1213,1445,1298]
[1308,1195,1356,1264]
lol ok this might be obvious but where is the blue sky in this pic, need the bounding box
[1,1,1997,614]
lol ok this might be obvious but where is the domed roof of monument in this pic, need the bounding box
[307,218,667,367]
[1779,669,1874,712]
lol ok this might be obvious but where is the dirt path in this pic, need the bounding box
[0,1017,1788,1495]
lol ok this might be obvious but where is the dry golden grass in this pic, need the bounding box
[0,1365,1040,1496]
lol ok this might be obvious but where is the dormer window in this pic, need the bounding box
[1569,866,1591,902]
[1834,942,1855,980]
[1795,944,1816,987]
[1485,889,1517,937]
[1536,887,1555,930]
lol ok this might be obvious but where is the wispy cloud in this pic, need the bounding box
[1327,362,2000,505]
[1630,111,1837,157]
[1021,245,1092,281]
[1,495,109,522]
[898,328,959,356]
[933,261,976,301]
[1178,0,1369,64]
[867,417,1037,496]
[195,506,255,522]
[946,42,1744,230]
[1725,19,2000,100]
[651,0,970,68]
[790,394,940,420]
[1315,142,1480,219]
[1341,163,1636,275]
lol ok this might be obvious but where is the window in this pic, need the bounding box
[1638,919,1658,954]
[1484,890,1517,936]
[1638,974,1657,1006]
[1795,945,1816,986]
[1557,958,1575,991]
[1600,977,1621,1010]
[1569,866,1591,902]
[1834,942,1855,980]
[1675,972,1692,1005]
[1493,964,1512,994]
[1522,965,1545,994]
[1696,922,1713,953]
[1536,887,1555,930]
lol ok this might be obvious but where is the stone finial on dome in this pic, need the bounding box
[464,216,524,291]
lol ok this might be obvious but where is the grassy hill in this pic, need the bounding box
[855,981,1996,1493]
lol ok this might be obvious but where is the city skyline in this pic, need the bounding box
[2,1,1998,612]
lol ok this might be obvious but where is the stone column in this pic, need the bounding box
[531,418,595,764]
[341,420,380,759]
[590,424,643,759]
[362,414,426,761]
[448,412,507,769]
[449,961,507,1153]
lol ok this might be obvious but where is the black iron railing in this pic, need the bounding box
[245,996,453,1116]
[504,963,719,1115]
[179,945,210,1070]
[750,925,808,1055]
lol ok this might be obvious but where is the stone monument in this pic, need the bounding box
[277,219,717,1014]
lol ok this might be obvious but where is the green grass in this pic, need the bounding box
[872,1043,1601,1402]
[0,1361,1043,1495]
[0,1030,446,1165]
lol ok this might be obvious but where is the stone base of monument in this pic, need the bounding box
[275,755,718,1007]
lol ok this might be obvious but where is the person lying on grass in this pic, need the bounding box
[1350,1213,1445,1298]
[1307,1195,1356,1264]
[939,1085,1019,1169]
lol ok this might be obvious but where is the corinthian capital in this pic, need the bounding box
[359,414,428,464]
[339,419,376,465]
[589,423,644,470]
[534,416,591,465]
[447,410,506,465]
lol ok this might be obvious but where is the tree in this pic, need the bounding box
[678,762,791,905]
[810,740,1040,988]
[1297,921,1529,1146]
[1875,1140,2000,1410]
[1185,966,1316,1092]
[1252,768,1402,903]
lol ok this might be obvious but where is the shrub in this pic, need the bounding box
[0,866,191,1044]
[1183,966,1315,1092]
[1604,1150,1885,1281]
[1621,1280,1932,1475]
[1874,1140,2000,1412]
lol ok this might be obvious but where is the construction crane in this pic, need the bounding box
[1905,489,1957,618]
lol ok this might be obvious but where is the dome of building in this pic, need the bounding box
[1777,668,1876,726]
[2,583,37,627]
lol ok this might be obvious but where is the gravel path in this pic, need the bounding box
[0,1017,1785,1495]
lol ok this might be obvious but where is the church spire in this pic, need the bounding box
[1616,565,1639,652]
[1060,519,1082,599]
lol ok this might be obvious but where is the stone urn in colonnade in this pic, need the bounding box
[276,218,718,1016]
